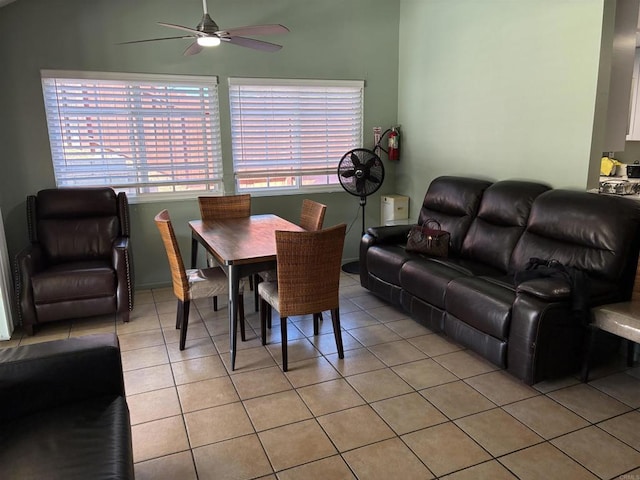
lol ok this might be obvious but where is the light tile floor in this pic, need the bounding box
[4,273,640,479]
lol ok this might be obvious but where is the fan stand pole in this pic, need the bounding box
[341,197,367,275]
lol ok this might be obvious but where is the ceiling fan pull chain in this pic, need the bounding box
[202,0,208,15]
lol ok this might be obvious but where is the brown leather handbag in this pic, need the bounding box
[406,219,450,257]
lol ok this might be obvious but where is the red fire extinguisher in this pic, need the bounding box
[388,127,400,161]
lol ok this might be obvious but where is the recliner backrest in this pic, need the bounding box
[461,180,550,272]
[510,190,640,286]
[30,188,124,263]
[418,176,491,255]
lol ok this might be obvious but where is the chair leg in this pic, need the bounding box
[179,300,191,351]
[238,294,246,342]
[628,340,636,367]
[313,313,321,335]
[24,324,34,336]
[175,300,182,329]
[331,308,344,359]
[581,325,597,382]
[213,296,218,311]
[254,274,260,312]
[281,316,288,372]
[267,305,272,329]
[120,311,130,323]
[260,298,267,346]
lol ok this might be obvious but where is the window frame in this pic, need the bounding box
[228,77,365,196]
[40,70,224,202]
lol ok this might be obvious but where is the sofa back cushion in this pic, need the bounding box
[32,188,121,263]
[461,180,550,272]
[418,176,491,255]
[510,190,640,285]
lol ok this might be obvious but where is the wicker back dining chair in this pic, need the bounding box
[155,210,247,350]
[299,199,327,232]
[198,194,252,311]
[198,194,251,221]
[258,223,346,371]
[255,199,327,316]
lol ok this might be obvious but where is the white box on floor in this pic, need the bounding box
[381,194,409,225]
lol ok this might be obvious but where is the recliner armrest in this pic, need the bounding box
[0,333,125,422]
[516,278,571,301]
[15,243,46,328]
[366,225,412,245]
[113,236,134,315]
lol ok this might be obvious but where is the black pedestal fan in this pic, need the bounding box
[338,148,385,274]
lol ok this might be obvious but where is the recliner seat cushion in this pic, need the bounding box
[0,395,133,480]
[445,276,515,340]
[400,260,469,309]
[367,245,413,285]
[32,261,115,303]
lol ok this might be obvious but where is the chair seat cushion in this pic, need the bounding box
[187,268,245,300]
[258,281,280,312]
[0,395,134,480]
[592,301,640,343]
[32,261,115,304]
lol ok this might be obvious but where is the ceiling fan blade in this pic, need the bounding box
[340,169,356,178]
[117,35,193,45]
[158,22,204,36]
[223,36,282,52]
[183,41,204,56]
[220,24,289,37]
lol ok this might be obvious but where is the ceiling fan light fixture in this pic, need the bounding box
[197,36,221,47]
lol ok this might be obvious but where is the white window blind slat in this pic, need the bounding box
[41,71,223,198]
[228,78,364,193]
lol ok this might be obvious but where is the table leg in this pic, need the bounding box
[191,235,198,269]
[228,265,240,371]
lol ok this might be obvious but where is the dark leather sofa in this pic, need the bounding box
[360,176,640,384]
[0,333,134,479]
[15,188,134,335]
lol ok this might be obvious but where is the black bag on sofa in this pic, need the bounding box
[406,219,450,257]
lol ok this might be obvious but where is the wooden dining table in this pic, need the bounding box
[189,214,304,370]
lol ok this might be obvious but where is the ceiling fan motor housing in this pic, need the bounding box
[197,14,219,34]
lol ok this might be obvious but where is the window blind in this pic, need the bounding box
[41,70,223,199]
[228,78,364,192]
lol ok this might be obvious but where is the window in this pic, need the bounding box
[228,78,364,194]
[41,70,223,201]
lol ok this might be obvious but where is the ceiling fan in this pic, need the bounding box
[118,0,289,56]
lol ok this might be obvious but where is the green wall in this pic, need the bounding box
[396,0,607,214]
[0,0,400,288]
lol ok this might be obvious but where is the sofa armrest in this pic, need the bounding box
[516,278,571,301]
[0,333,125,422]
[366,225,413,245]
[15,243,46,328]
[113,236,134,318]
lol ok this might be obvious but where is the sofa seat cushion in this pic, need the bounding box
[446,276,516,340]
[427,257,504,277]
[32,261,115,304]
[0,395,134,480]
[400,260,469,309]
[367,245,413,285]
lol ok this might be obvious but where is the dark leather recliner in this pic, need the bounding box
[0,333,134,479]
[15,188,134,335]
